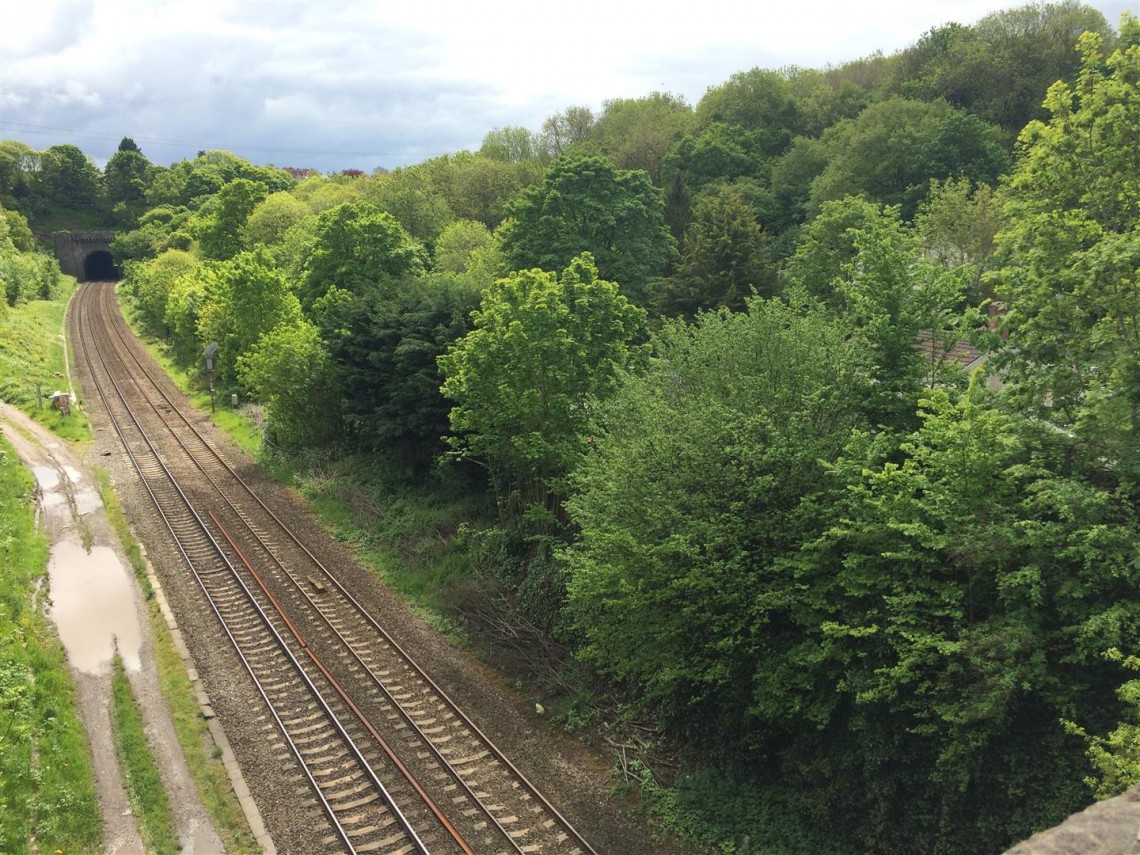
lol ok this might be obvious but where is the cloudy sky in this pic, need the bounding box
[0,0,1133,174]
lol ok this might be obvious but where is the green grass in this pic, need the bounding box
[286,448,490,637]
[110,654,179,855]
[0,280,90,441]
[0,436,102,854]
[94,468,259,854]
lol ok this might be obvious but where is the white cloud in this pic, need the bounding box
[1,0,1134,172]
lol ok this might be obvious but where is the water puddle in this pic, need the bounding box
[65,466,102,517]
[33,465,65,510]
[48,542,142,675]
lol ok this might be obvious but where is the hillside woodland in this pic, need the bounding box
[3,4,1140,851]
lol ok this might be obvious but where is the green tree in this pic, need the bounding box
[124,249,200,334]
[896,1,1115,134]
[785,197,963,429]
[439,253,647,528]
[196,178,269,261]
[563,298,865,744]
[499,155,674,303]
[432,219,493,274]
[196,249,302,388]
[809,98,1009,218]
[990,17,1140,478]
[363,165,455,247]
[915,177,1006,302]
[479,126,544,163]
[592,92,694,183]
[654,185,776,316]
[321,273,481,469]
[104,140,153,228]
[778,385,1140,852]
[695,67,804,157]
[298,201,427,310]
[237,318,343,448]
[240,191,310,249]
[35,144,104,215]
[540,106,596,158]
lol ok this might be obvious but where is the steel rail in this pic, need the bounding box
[91,281,597,855]
[74,282,434,854]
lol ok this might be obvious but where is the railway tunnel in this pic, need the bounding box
[52,231,120,281]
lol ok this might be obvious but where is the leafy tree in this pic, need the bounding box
[897,1,1115,134]
[240,191,310,248]
[362,166,455,247]
[163,271,209,367]
[433,219,493,274]
[990,17,1140,478]
[776,385,1140,852]
[297,201,426,310]
[563,298,865,742]
[592,92,694,183]
[144,150,293,210]
[439,253,647,528]
[109,205,195,263]
[809,98,1009,219]
[237,318,343,448]
[196,178,269,261]
[123,249,200,334]
[320,274,481,469]
[1,207,35,253]
[196,249,302,388]
[785,197,962,430]
[654,185,776,316]
[695,67,804,157]
[479,126,544,163]
[915,177,1006,301]
[421,151,540,229]
[104,144,153,228]
[664,123,768,198]
[0,141,39,211]
[540,106,596,158]
[499,155,675,303]
[34,144,104,214]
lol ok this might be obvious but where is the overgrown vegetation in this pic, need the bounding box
[110,653,179,855]
[6,5,1140,852]
[0,435,102,853]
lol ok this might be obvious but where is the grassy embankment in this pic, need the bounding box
[0,285,101,853]
[0,283,256,853]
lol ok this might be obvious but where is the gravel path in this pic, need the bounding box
[0,401,223,855]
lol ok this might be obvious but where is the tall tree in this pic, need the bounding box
[654,185,776,316]
[808,98,1009,219]
[298,201,427,309]
[196,178,269,261]
[104,145,153,228]
[990,17,1140,478]
[439,253,647,528]
[592,92,694,183]
[499,155,675,303]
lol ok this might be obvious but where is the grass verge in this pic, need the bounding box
[0,279,89,440]
[94,468,259,854]
[110,652,179,854]
[0,434,102,853]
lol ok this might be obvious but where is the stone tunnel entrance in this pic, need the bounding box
[51,231,120,282]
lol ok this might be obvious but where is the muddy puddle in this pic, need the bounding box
[48,541,142,675]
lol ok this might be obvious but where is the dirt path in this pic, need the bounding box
[0,402,224,854]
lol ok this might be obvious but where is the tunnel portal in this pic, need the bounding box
[52,231,120,281]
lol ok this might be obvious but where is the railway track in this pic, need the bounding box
[71,281,596,855]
